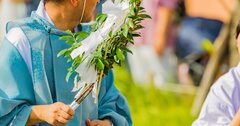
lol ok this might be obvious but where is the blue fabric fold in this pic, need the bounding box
[98,70,132,126]
[0,38,35,125]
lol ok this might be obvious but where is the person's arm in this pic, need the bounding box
[231,109,240,126]
[154,6,174,55]
[0,37,35,125]
[26,102,75,126]
[153,0,178,55]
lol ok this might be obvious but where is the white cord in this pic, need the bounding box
[80,0,87,23]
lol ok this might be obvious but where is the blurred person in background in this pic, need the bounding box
[127,0,178,87]
[192,21,240,126]
[154,0,236,86]
[0,0,27,39]
[0,0,40,39]
[176,0,236,86]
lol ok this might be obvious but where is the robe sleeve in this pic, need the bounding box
[0,38,35,125]
[192,69,239,126]
[98,70,132,126]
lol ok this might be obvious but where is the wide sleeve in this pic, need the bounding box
[98,70,132,126]
[0,38,35,125]
[192,70,240,126]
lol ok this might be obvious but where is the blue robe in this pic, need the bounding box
[0,11,132,126]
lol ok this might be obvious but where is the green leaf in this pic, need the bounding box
[64,51,72,58]
[65,30,73,34]
[139,9,147,13]
[74,75,79,88]
[96,13,107,21]
[74,60,79,67]
[134,17,144,21]
[134,7,138,14]
[97,14,107,25]
[66,40,75,45]
[114,55,119,63]
[67,57,72,63]
[94,51,102,58]
[76,32,89,40]
[123,25,129,38]
[130,0,135,4]
[68,67,74,72]
[127,33,134,42]
[139,14,151,19]
[116,48,125,61]
[128,15,138,19]
[57,49,68,57]
[140,7,145,10]
[128,19,134,28]
[66,71,73,82]
[102,59,109,67]
[72,42,82,48]
[134,25,144,30]
[132,33,141,37]
[128,40,134,44]
[96,58,105,70]
[108,30,113,37]
[59,36,73,41]
[130,9,135,16]
[121,47,133,54]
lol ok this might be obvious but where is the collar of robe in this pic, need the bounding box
[31,12,73,36]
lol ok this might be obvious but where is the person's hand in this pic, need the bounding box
[86,119,112,126]
[231,108,240,126]
[32,102,75,126]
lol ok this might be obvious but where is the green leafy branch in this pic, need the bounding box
[58,0,151,102]
[58,30,88,83]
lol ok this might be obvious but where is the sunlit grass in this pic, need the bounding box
[113,65,197,126]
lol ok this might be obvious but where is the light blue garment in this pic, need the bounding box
[0,12,132,126]
[96,0,107,14]
[192,64,240,126]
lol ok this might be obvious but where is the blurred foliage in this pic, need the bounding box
[113,65,197,126]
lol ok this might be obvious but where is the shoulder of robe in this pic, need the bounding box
[6,17,44,32]
[5,17,48,46]
[6,27,28,46]
[211,67,240,97]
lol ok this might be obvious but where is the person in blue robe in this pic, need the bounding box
[0,0,132,126]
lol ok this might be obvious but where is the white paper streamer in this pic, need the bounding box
[70,0,130,100]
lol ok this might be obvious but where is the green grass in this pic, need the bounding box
[113,66,197,126]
